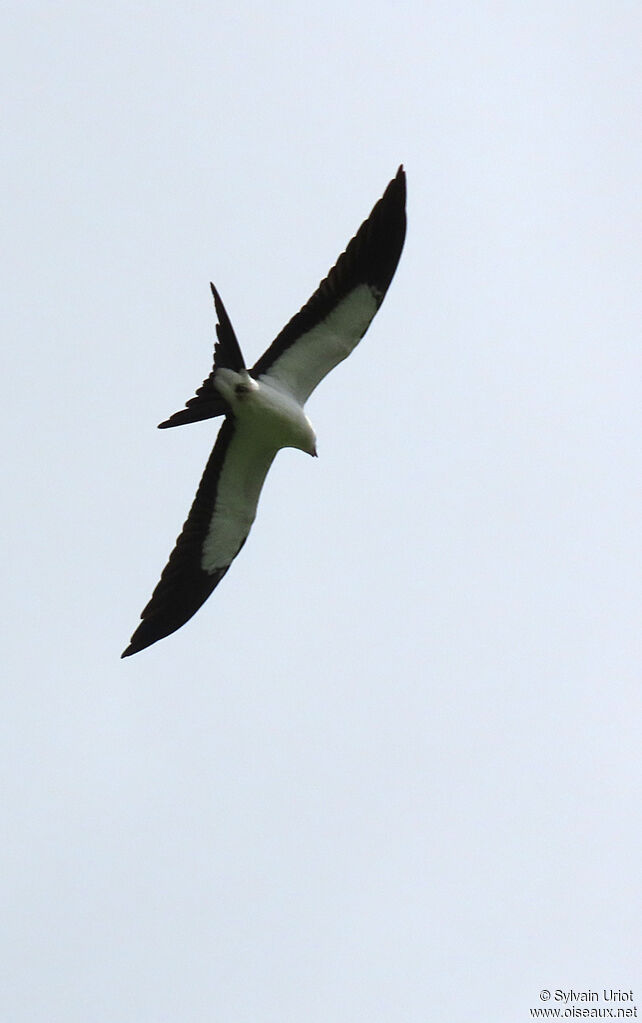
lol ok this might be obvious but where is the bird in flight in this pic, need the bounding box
[122,166,407,657]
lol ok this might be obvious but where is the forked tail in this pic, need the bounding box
[158,283,245,428]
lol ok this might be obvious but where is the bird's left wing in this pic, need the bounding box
[251,165,406,406]
[122,418,277,657]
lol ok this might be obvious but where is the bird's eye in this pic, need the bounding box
[235,383,250,396]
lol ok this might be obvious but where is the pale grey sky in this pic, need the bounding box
[3,2,641,1021]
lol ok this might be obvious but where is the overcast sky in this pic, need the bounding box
[3,2,641,1021]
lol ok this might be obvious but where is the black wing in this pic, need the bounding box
[250,166,406,404]
[122,416,278,657]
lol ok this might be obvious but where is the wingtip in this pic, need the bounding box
[121,637,145,658]
[393,164,407,197]
[121,621,158,658]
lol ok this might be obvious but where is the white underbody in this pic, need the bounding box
[214,368,317,457]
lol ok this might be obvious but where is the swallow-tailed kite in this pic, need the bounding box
[122,166,406,657]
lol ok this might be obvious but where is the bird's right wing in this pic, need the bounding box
[251,166,406,406]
